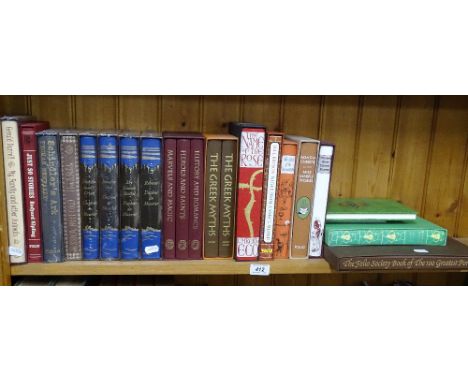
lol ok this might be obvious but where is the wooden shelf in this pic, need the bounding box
[10,258,333,276]
[10,238,468,277]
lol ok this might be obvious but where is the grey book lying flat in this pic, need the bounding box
[324,238,468,272]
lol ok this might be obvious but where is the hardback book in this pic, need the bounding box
[98,132,119,260]
[189,137,205,259]
[203,134,238,259]
[259,132,283,260]
[325,217,448,247]
[60,131,82,261]
[176,138,190,259]
[19,121,49,262]
[324,238,468,272]
[162,135,176,259]
[273,139,298,259]
[326,198,418,222]
[163,132,204,260]
[203,137,222,258]
[1,115,33,263]
[308,143,335,258]
[285,135,320,259]
[79,132,99,260]
[37,130,64,263]
[119,133,140,260]
[140,133,162,260]
[218,137,238,259]
[229,122,266,261]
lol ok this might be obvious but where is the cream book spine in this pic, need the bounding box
[1,118,28,263]
[308,143,334,258]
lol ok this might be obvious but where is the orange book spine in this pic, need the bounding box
[273,140,298,259]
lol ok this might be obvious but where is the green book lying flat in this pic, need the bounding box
[325,217,447,246]
[326,198,417,222]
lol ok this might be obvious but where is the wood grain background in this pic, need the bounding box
[1,95,467,285]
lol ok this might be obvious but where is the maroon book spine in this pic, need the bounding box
[189,139,204,259]
[163,138,177,259]
[19,121,49,262]
[176,139,190,259]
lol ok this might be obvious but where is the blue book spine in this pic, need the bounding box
[37,133,64,262]
[79,135,99,260]
[120,136,140,260]
[98,135,119,260]
[140,137,162,259]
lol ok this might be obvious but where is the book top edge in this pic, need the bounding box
[162,131,204,139]
[327,198,418,217]
[284,135,320,143]
[204,133,238,141]
[1,115,33,121]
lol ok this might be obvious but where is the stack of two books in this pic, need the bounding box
[323,198,468,271]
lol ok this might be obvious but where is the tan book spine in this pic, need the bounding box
[203,139,222,258]
[218,139,238,258]
[289,141,319,259]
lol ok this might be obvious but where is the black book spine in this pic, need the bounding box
[37,132,64,262]
[120,135,140,260]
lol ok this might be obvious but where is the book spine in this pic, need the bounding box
[79,135,100,260]
[334,256,468,271]
[60,134,83,260]
[218,140,237,259]
[1,121,27,263]
[290,141,318,259]
[140,137,162,260]
[308,144,334,258]
[189,139,204,259]
[259,135,282,260]
[325,227,448,246]
[273,142,297,259]
[20,129,45,262]
[235,128,265,261]
[176,139,190,259]
[119,136,140,260]
[163,138,176,259]
[37,134,64,263]
[98,135,119,260]
[204,140,222,258]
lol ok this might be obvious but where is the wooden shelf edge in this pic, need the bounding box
[10,259,333,276]
[10,238,468,277]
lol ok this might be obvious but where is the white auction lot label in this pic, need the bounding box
[249,264,270,276]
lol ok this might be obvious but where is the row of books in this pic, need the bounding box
[1,117,335,263]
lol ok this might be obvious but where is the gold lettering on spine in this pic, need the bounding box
[166,148,175,223]
[221,153,234,238]
[207,152,219,239]
[179,149,187,220]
